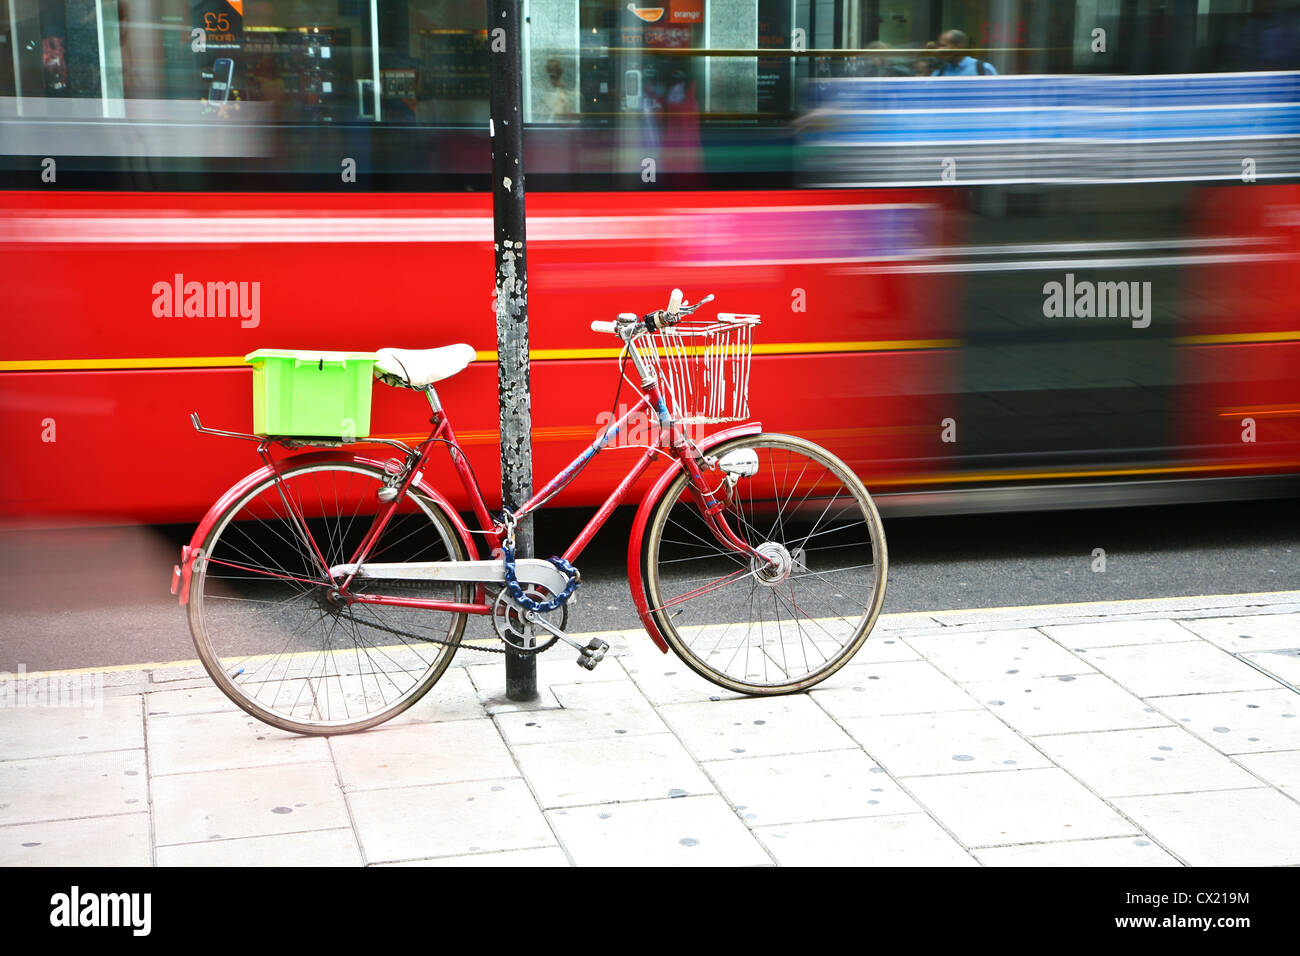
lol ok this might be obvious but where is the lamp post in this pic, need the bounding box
[489,0,536,701]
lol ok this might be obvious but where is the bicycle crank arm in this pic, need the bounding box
[524,611,610,671]
[329,559,570,594]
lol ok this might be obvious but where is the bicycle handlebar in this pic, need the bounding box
[591,292,716,336]
[666,288,683,316]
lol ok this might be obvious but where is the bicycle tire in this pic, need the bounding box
[641,433,887,694]
[187,458,470,735]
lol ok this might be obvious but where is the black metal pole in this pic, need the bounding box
[488,0,536,701]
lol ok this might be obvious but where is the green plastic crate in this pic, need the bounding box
[245,349,376,438]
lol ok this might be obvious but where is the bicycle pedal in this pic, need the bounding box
[577,638,609,670]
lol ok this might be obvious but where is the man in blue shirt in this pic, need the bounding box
[932,30,998,76]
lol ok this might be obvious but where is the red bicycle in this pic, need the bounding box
[173,290,887,734]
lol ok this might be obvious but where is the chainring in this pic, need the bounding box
[491,585,568,655]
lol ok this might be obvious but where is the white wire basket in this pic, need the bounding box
[632,313,761,424]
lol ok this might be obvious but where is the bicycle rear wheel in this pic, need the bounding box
[187,458,469,735]
[641,434,886,694]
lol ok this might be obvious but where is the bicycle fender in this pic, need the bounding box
[627,423,763,652]
[174,451,476,605]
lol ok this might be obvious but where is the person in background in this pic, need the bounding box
[931,29,998,75]
[539,57,576,120]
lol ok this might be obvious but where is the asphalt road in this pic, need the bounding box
[1,496,1297,673]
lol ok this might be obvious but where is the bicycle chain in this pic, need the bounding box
[337,602,509,654]
[336,592,563,656]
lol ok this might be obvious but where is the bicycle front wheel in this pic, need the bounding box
[187,459,470,735]
[641,434,887,694]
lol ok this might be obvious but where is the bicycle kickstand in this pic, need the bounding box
[523,610,610,671]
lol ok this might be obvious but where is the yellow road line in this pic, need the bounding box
[5,331,1295,371]
[0,339,961,373]
[867,459,1300,487]
[1174,330,1300,345]
[1215,406,1300,418]
[0,356,248,371]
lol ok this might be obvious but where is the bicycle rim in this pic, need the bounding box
[188,460,469,734]
[643,434,887,694]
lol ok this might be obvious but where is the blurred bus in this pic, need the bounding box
[1,0,1298,524]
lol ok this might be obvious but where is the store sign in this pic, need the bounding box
[670,0,703,24]
[626,4,665,23]
[191,0,243,50]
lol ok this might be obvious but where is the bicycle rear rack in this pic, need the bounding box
[189,413,416,454]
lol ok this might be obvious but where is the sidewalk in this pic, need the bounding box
[2,591,1298,867]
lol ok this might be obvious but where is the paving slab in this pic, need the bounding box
[514,732,714,808]
[905,628,1094,683]
[380,667,492,725]
[143,685,238,718]
[1234,750,1300,797]
[546,795,771,866]
[151,761,349,846]
[842,633,924,663]
[330,718,518,791]
[347,777,554,864]
[808,660,981,719]
[619,645,747,706]
[1078,642,1279,697]
[753,813,977,866]
[931,594,1300,631]
[0,813,152,866]
[704,749,921,826]
[1239,648,1300,688]
[842,709,1053,777]
[973,836,1182,867]
[870,613,947,634]
[147,710,331,776]
[1152,689,1300,754]
[1177,613,1300,651]
[156,828,363,866]
[1040,619,1203,647]
[150,664,212,684]
[1033,726,1259,797]
[0,749,147,825]
[659,694,857,761]
[972,674,1171,736]
[97,668,159,689]
[904,768,1138,847]
[494,679,669,745]
[0,695,142,759]
[1112,788,1300,866]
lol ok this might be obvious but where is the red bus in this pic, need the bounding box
[2,0,1298,525]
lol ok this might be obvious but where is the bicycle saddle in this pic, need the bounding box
[374,345,477,388]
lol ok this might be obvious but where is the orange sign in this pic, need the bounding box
[225,0,243,13]
[670,0,703,24]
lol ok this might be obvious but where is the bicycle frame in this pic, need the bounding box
[178,367,769,634]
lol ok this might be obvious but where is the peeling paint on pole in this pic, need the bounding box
[489,0,536,701]
[495,239,532,517]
